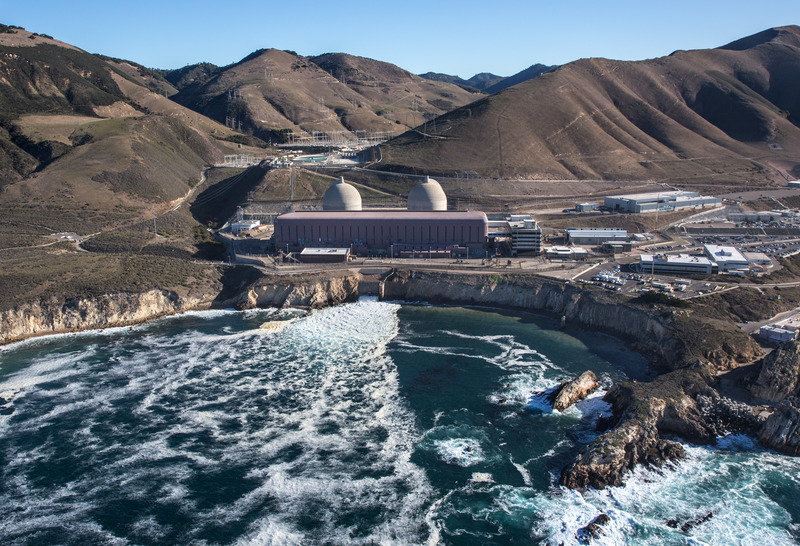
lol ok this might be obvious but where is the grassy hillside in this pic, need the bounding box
[0,26,265,311]
[379,26,800,189]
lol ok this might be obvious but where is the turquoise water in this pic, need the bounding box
[0,301,797,544]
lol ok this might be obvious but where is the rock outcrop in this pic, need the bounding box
[560,367,717,490]
[696,394,766,436]
[750,340,800,403]
[234,273,361,309]
[759,397,800,455]
[550,371,600,411]
[577,513,611,544]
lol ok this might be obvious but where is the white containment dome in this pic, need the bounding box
[407,176,447,211]
[323,177,362,211]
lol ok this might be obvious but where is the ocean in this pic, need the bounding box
[0,300,798,545]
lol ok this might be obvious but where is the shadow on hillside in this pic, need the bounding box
[190,164,269,227]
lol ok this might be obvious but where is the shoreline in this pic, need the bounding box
[2,267,796,489]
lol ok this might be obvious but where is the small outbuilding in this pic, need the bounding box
[298,247,351,264]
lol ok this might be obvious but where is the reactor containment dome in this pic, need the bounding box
[323,177,362,211]
[407,177,447,211]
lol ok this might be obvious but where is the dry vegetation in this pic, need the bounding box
[167,49,484,142]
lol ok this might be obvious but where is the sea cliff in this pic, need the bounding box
[0,290,208,344]
[1,268,760,370]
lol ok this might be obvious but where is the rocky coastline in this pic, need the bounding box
[1,266,797,491]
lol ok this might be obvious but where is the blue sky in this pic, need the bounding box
[4,0,799,77]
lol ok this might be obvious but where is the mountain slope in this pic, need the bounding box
[483,63,554,94]
[0,26,255,311]
[380,26,800,188]
[419,71,506,91]
[168,50,484,142]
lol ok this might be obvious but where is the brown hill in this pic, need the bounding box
[168,50,484,142]
[379,26,800,190]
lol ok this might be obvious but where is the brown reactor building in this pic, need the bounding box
[273,177,489,257]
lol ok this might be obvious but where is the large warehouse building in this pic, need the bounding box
[565,228,628,245]
[274,177,489,256]
[604,191,721,213]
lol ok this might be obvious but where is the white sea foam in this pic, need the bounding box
[2,302,798,545]
[0,300,439,544]
[435,437,485,467]
[509,456,532,486]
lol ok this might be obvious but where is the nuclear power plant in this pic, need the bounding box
[273,177,489,257]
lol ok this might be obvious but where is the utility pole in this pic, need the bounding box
[290,165,294,201]
[152,205,157,235]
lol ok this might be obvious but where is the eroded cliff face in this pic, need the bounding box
[759,397,800,455]
[384,271,760,371]
[750,341,800,403]
[0,272,363,345]
[0,290,208,344]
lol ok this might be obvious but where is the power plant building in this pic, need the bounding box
[274,177,488,256]
[508,215,542,255]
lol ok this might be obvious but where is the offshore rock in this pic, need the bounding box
[759,396,800,455]
[577,513,611,544]
[551,371,600,411]
[750,340,800,403]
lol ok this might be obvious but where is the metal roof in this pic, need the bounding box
[277,211,488,221]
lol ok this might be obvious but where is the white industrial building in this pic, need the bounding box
[638,244,753,275]
[565,228,628,245]
[576,202,599,212]
[759,325,798,343]
[231,219,261,235]
[638,254,714,275]
[743,252,772,266]
[604,191,721,213]
[508,215,542,255]
[546,246,589,260]
[703,245,749,272]
[487,215,542,255]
